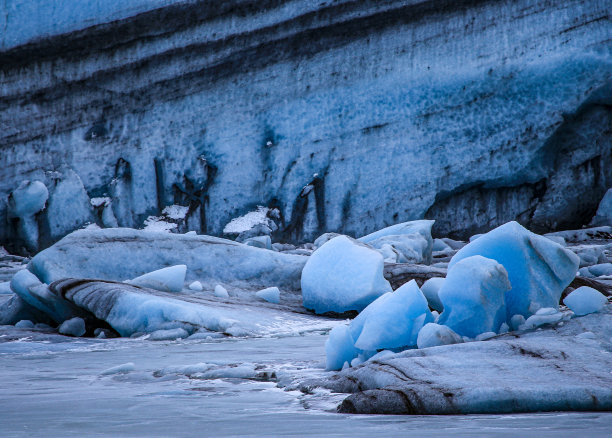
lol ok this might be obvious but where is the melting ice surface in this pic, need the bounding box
[1,323,612,438]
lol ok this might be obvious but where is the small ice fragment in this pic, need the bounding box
[214,285,229,298]
[475,332,497,341]
[188,281,203,291]
[148,328,189,341]
[325,325,360,371]
[563,287,607,316]
[499,322,509,333]
[510,314,525,331]
[58,317,86,337]
[576,331,597,340]
[255,287,280,304]
[417,323,463,349]
[100,362,135,375]
[421,277,445,312]
[15,320,34,329]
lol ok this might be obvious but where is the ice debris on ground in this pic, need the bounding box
[255,287,280,304]
[243,235,272,249]
[325,281,432,370]
[449,221,579,319]
[437,255,511,338]
[579,263,612,278]
[142,216,177,233]
[313,305,612,414]
[148,328,189,341]
[125,265,186,293]
[214,285,229,298]
[518,307,569,331]
[301,235,391,314]
[358,220,434,265]
[28,228,306,291]
[100,362,136,376]
[350,280,433,351]
[563,287,608,316]
[420,277,445,312]
[416,323,464,349]
[14,319,35,329]
[58,317,86,337]
[188,281,203,291]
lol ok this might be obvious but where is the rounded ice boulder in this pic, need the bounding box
[301,235,392,314]
[438,255,511,338]
[563,287,607,316]
[449,221,580,319]
[417,323,463,349]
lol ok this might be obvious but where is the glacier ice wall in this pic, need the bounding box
[1,0,611,252]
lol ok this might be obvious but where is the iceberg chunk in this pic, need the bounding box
[438,255,511,338]
[188,281,203,291]
[301,235,391,314]
[58,317,86,337]
[350,280,433,351]
[417,323,464,349]
[214,284,229,298]
[7,180,49,252]
[563,287,607,316]
[255,287,280,304]
[421,277,445,312]
[359,220,434,265]
[449,221,579,319]
[126,265,186,293]
[325,324,360,371]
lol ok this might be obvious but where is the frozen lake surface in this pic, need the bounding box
[1,327,611,437]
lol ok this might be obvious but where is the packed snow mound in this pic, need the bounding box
[359,220,434,265]
[126,265,186,293]
[420,277,445,312]
[563,287,608,316]
[416,323,463,349]
[438,256,511,338]
[449,221,579,319]
[255,287,280,304]
[301,235,391,314]
[28,228,307,291]
[350,280,433,351]
[314,305,612,415]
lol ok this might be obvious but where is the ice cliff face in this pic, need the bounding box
[1,0,610,252]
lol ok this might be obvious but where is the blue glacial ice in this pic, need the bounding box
[325,325,361,371]
[420,277,445,313]
[449,221,580,320]
[301,235,391,314]
[58,317,86,337]
[358,220,434,264]
[255,287,280,304]
[416,323,464,349]
[437,255,511,338]
[126,264,187,293]
[350,280,433,351]
[324,280,433,370]
[563,287,608,316]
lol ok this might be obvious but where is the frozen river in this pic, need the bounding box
[1,327,611,437]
